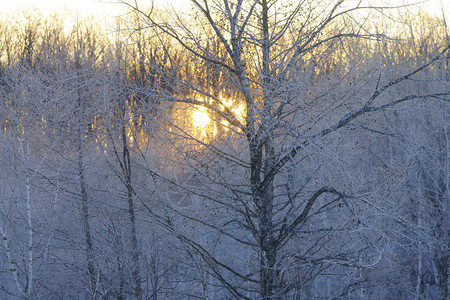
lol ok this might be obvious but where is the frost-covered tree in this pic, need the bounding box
[122,0,450,298]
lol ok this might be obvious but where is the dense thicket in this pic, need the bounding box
[0,3,448,299]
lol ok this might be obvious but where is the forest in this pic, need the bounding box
[0,0,448,299]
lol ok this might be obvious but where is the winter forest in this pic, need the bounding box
[0,0,448,299]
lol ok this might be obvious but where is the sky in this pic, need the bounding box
[0,0,186,17]
[0,0,448,19]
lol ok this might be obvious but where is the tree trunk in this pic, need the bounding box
[259,0,278,297]
[122,125,142,300]
[76,69,96,296]
[415,209,424,300]
[19,136,33,298]
[78,126,96,297]
[260,246,278,299]
[127,185,142,300]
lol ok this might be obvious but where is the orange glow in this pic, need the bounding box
[169,93,246,144]
[189,95,246,140]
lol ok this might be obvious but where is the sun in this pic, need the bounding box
[192,106,210,129]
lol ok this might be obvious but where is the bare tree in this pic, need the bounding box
[121,0,450,298]
[0,62,60,298]
[104,35,144,299]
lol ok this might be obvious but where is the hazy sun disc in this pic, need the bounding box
[192,106,210,128]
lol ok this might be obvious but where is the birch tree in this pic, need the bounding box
[0,63,58,298]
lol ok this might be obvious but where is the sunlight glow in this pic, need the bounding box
[171,94,246,143]
[0,0,190,18]
[2,0,444,145]
[188,95,246,140]
[1,0,447,19]
[192,106,210,129]
[0,0,122,17]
